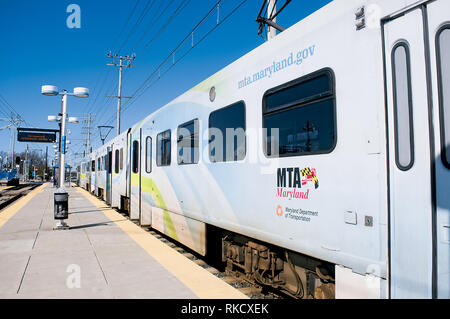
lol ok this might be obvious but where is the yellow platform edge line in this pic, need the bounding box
[0,183,48,228]
[76,187,248,300]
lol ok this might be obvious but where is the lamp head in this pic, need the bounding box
[73,87,89,98]
[41,85,59,96]
[48,115,61,122]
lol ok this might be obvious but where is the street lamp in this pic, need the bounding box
[42,85,88,230]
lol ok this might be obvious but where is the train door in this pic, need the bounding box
[383,3,443,298]
[106,146,112,205]
[140,130,153,226]
[96,157,100,196]
[129,129,141,220]
[91,158,96,193]
[87,160,91,191]
[94,157,99,194]
[427,0,450,299]
[111,144,120,208]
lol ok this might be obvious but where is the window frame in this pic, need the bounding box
[262,68,337,158]
[120,148,124,170]
[436,24,450,169]
[157,129,171,167]
[208,101,247,163]
[132,140,139,174]
[115,149,120,174]
[391,41,415,171]
[177,119,200,165]
[145,136,152,173]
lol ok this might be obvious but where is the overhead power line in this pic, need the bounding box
[103,0,249,127]
[117,0,156,54]
[111,0,141,53]
[135,0,192,54]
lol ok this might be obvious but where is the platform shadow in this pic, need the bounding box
[69,221,112,230]
[69,207,110,215]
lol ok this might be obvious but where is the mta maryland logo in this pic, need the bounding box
[301,168,319,189]
[277,167,319,190]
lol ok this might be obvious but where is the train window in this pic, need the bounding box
[146,136,152,173]
[107,152,112,174]
[263,69,336,157]
[392,42,414,170]
[209,102,246,162]
[437,26,450,169]
[132,140,139,173]
[120,148,124,170]
[265,74,332,112]
[178,119,199,165]
[91,160,95,172]
[115,149,120,174]
[157,130,171,166]
[98,158,101,171]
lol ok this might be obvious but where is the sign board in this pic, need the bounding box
[17,128,59,143]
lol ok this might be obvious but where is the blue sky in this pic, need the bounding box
[0,0,332,164]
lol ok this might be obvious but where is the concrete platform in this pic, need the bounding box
[0,183,247,299]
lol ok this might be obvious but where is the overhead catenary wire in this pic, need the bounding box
[0,92,31,127]
[131,0,170,53]
[102,0,249,128]
[117,0,156,55]
[80,0,143,122]
[135,0,192,54]
[95,0,192,127]
[111,0,141,54]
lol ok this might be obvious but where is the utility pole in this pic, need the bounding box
[267,0,277,40]
[11,128,15,169]
[81,113,95,155]
[45,146,48,181]
[25,144,28,181]
[107,52,135,136]
[256,0,291,41]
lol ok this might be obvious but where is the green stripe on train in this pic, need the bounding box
[131,173,178,241]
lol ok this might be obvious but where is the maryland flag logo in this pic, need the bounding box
[301,168,319,189]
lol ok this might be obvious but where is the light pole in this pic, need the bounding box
[42,85,87,229]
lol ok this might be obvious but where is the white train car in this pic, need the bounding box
[79,0,449,299]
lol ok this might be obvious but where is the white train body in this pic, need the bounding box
[78,0,450,299]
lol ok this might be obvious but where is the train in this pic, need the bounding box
[77,0,450,299]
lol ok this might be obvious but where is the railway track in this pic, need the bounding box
[145,228,282,299]
[0,183,42,210]
[120,215,284,299]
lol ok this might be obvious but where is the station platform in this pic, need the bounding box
[0,183,247,299]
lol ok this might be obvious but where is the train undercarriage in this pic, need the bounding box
[212,227,336,299]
